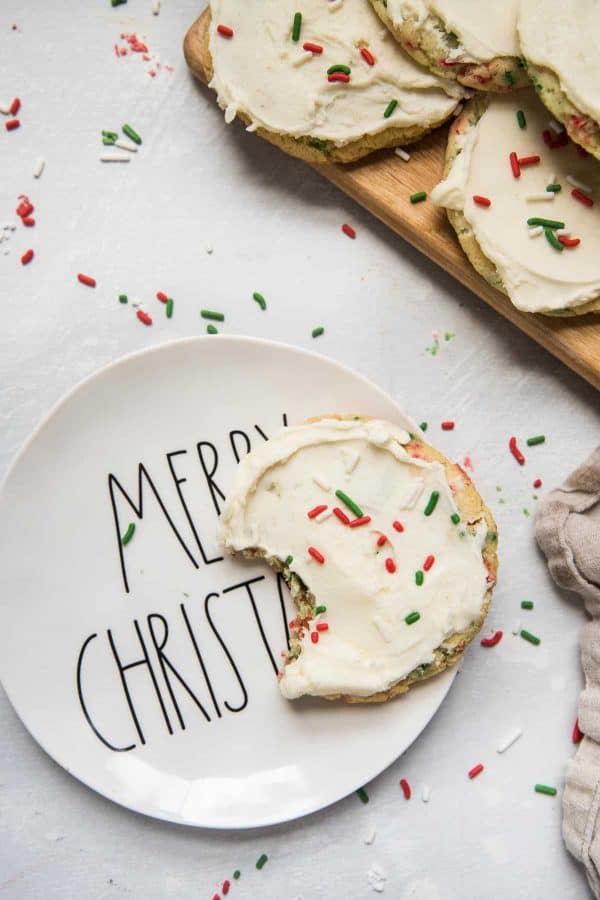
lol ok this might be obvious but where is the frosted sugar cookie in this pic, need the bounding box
[219,415,497,703]
[199,0,465,164]
[432,92,600,316]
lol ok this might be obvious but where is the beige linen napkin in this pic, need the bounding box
[536,448,600,897]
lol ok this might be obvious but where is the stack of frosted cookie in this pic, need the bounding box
[200,0,600,316]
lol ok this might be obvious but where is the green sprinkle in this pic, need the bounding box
[405,611,421,625]
[118,294,128,304]
[415,570,424,586]
[424,490,440,516]
[487,531,497,542]
[201,309,225,321]
[285,555,293,567]
[410,191,427,204]
[356,787,369,804]
[516,109,526,129]
[335,489,363,518]
[521,629,541,646]
[102,137,116,145]
[315,605,327,614]
[111,0,127,6]
[384,99,398,118]
[503,70,515,85]
[233,870,241,880]
[327,64,351,75]
[102,130,118,140]
[545,228,564,251]
[166,297,174,318]
[444,331,454,342]
[523,508,530,517]
[256,853,268,870]
[521,600,534,610]
[207,324,218,334]
[252,291,267,310]
[291,11,302,41]
[122,124,142,145]
[121,522,136,545]
[526,434,545,446]
[312,326,324,338]
[546,184,561,193]
[451,512,461,525]
[419,421,428,432]
[535,784,557,797]
[527,217,565,229]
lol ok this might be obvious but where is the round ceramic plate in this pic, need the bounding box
[0,336,456,828]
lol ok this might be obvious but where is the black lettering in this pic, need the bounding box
[196,442,226,516]
[147,613,212,729]
[253,424,268,442]
[107,621,174,743]
[166,450,223,565]
[108,465,199,593]
[180,603,221,718]
[223,576,279,675]
[204,592,248,713]
[229,430,251,464]
[76,633,136,752]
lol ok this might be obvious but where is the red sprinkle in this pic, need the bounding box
[509,151,521,178]
[333,507,350,525]
[21,249,34,265]
[423,555,435,572]
[328,72,350,83]
[360,47,376,66]
[77,273,96,287]
[212,894,220,900]
[468,763,484,779]
[303,42,323,54]
[22,216,35,227]
[480,630,503,648]
[9,97,20,115]
[533,478,542,489]
[385,558,396,574]
[311,631,319,644]
[349,515,371,528]
[473,195,491,207]
[217,24,233,38]
[316,623,329,632]
[376,534,388,547]
[137,310,153,326]
[509,436,526,465]
[222,882,230,896]
[156,291,168,302]
[572,718,584,744]
[399,778,411,799]
[342,223,356,239]
[392,521,404,533]
[16,200,33,217]
[308,546,325,564]
[308,504,328,519]
[5,119,20,131]
[518,155,540,166]
[558,235,581,248]
[441,421,455,430]
[572,189,593,208]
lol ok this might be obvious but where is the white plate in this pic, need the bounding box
[0,336,455,828]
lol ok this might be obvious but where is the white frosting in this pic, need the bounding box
[208,0,462,148]
[431,92,600,314]
[386,0,519,62]
[219,418,490,699]
[518,0,600,123]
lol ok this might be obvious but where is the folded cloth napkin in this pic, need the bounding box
[536,447,600,897]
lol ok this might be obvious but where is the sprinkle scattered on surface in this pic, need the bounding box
[410,191,427,204]
[535,784,557,797]
[357,787,369,804]
[441,421,455,430]
[256,853,268,870]
[122,123,142,145]
[100,153,131,163]
[77,273,96,287]
[335,489,363,518]
[422,784,431,803]
[383,99,398,119]
[573,719,584,744]
[521,629,541,646]
[364,822,377,844]
[521,600,534,610]
[217,24,234,38]
[399,778,411,799]
[395,147,410,162]
[342,223,356,239]
[473,195,491,207]
[207,324,219,334]
[516,110,526,129]
[526,435,545,446]
[32,157,45,178]
[468,763,484,779]
[137,309,152,326]
[121,522,136,545]
[201,309,225,321]
[312,326,324,338]
[423,490,439,516]
[480,630,503,648]
[252,291,267,310]
[497,727,523,754]
[405,611,420,625]
[508,436,525,465]
[21,249,34,265]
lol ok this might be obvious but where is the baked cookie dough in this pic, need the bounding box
[518,0,600,161]
[203,0,465,164]
[432,91,600,317]
[369,0,528,92]
[219,415,497,703]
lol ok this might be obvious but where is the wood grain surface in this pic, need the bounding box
[183,10,600,391]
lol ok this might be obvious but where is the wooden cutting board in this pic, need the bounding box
[183,10,600,391]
